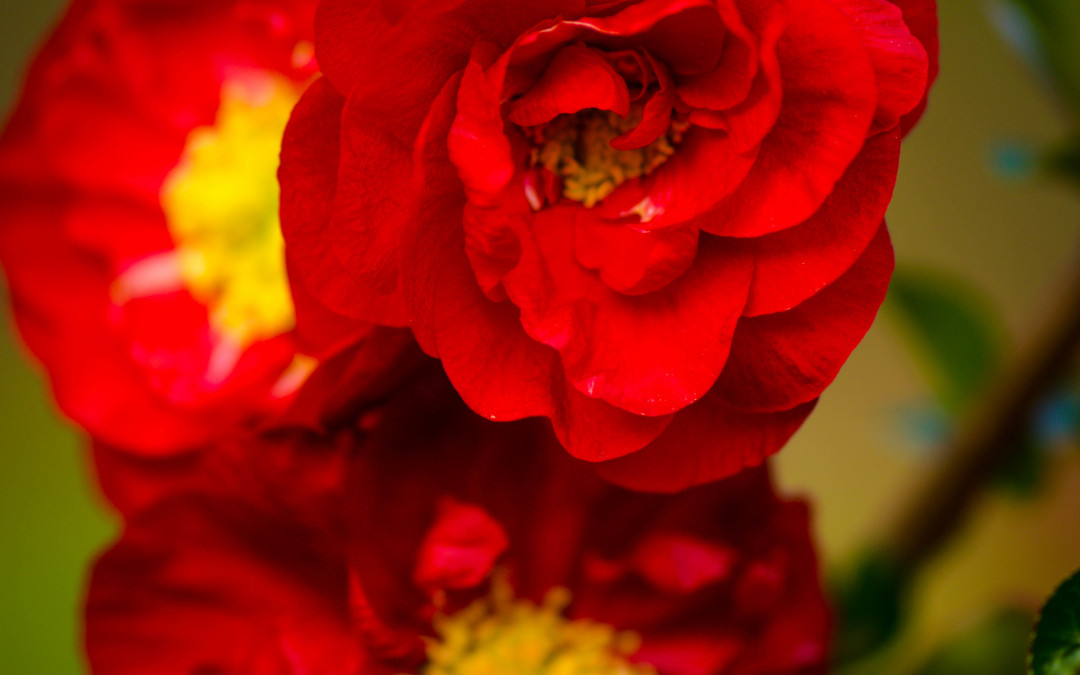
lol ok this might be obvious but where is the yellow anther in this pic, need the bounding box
[410,572,656,675]
[160,73,302,348]
[528,108,684,208]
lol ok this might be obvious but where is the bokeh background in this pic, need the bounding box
[1,0,1078,672]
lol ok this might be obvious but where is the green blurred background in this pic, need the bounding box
[1,0,1079,673]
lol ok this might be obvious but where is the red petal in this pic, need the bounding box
[599,127,758,230]
[413,497,510,595]
[685,0,785,153]
[500,203,753,417]
[448,46,518,207]
[888,0,939,135]
[743,126,901,316]
[574,214,700,296]
[674,0,758,110]
[610,51,675,151]
[702,0,878,237]
[831,0,930,133]
[279,78,408,326]
[630,533,738,593]
[575,0,727,74]
[401,160,673,460]
[508,44,631,127]
[0,192,212,453]
[86,496,361,674]
[596,396,816,492]
[716,224,894,411]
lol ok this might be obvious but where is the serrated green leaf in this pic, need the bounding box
[915,608,1032,675]
[887,266,1005,414]
[1031,569,1080,675]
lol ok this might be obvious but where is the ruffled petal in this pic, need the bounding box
[508,44,631,126]
[85,496,361,674]
[279,78,408,325]
[573,0,727,74]
[887,0,939,134]
[599,127,758,230]
[716,223,894,411]
[702,0,878,237]
[831,0,929,133]
[742,126,901,316]
[448,47,518,207]
[675,6,757,112]
[574,214,700,296]
[402,155,673,460]
[595,396,816,492]
[495,201,753,416]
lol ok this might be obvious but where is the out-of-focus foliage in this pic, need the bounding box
[1030,568,1080,675]
[991,0,1080,188]
[991,0,1080,122]
[886,265,1052,496]
[887,266,1005,414]
[831,551,909,665]
[1046,138,1080,188]
[914,608,1032,675]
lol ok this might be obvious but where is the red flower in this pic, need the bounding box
[281,0,938,489]
[84,376,827,675]
[0,0,418,456]
[347,371,831,675]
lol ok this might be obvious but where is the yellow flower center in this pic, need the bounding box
[160,73,301,348]
[416,575,656,675]
[528,110,687,208]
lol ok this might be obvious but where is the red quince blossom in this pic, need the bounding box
[281,0,939,489]
[0,0,418,456]
[347,371,831,675]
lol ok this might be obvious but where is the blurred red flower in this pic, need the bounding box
[0,0,417,456]
[84,372,828,674]
[281,0,939,489]
[346,371,831,675]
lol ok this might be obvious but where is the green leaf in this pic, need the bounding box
[1030,568,1080,675]
[914,608,1033,675]
[830,550,909,665]
[887,266,1005,414]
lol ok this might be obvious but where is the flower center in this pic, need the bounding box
[160,73,301,348]
[416,574,655,675]
[526,109,687,208]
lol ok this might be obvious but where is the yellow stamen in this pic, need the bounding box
[160,73,301,348]
[413,572,656,675]
[529,110,687,208]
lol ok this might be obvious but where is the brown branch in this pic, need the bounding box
[883,251,1080,574]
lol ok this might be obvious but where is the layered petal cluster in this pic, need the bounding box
[281,0,939,489]
[347,371,831,675]
[0,0,419,456]
[0,0,942,669]
[85,372,831,675]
